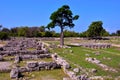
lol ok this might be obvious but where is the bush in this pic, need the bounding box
[0,32,9,40]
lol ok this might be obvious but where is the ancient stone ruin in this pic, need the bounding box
[86,57,117,72]
[0,38,58,79]
[71,43,111,49]
[0,38,115,80]
[52,53,89,80]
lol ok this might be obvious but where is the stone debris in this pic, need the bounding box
[14,54,51,60]
[63,77,70,80]
[0,55,3,61]
[70,50,73,53]
[73,68,80,73]
[14,55,22,63]
[10,67,23,79]
[26,61,61,71]
[89,68,97,73]
[86,57,101,64]
[85,54,90,57]
[71,43,111,49]
[52,53,70,69]
[0,38,48,56]
[52,53,89,80]
[86,57,117,72]
[89,76,113,80]
[0,50,46,56]
[89,76,104,80]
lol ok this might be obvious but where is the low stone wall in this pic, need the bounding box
[52,53,89,80]
[26,61,61,71]
[10,61,61,79]
[0,50,47,56]
[20,54,51,59]
[86,57,117,72]
[51,53,70,69]
[71,43,111,49]
[83,44,111,49]
[13,54,51,63]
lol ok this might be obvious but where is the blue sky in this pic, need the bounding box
[0,0,120,33]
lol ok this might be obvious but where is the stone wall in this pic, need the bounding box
[71,43,111,49]
[10,61,61,79]
[86,57,117,72]
[52,53,89,80]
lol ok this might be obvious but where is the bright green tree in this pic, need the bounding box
[47,5,79,47]
[86,21,108,38]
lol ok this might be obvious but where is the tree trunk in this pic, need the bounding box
[60,27,64,47]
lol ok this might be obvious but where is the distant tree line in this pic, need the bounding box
[0,25,60,39]
[0,23,120,40]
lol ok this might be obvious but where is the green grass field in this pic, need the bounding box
[51,46,120,78]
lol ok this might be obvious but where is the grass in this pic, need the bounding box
[0,73,11,80]
[0,69,67,80]
[22,69,68,80]
[51,46,120,78]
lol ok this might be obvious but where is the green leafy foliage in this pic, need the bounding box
[0,32,9,40]
[86,21,109,37]
[47,5,79,29]
[47,5,79,46]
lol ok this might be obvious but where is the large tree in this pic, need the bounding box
[86,21,108,38]
[47,5,79,47]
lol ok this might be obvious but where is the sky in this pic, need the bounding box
[0,0,120,33]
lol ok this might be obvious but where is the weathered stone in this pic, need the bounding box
[27,61,38,68]
[52,54,70,69]
[86,57,117,73]
[14,55,22,63]
[71,43,111,49]
[26,61,61,71]
[73,68,80,73]
[85,54,90,57]
[70,50,73,53]
[77,74,89,80]
[90,68,97,73]
[19,67,28,72]
[10,67,23,79]
[0,55,3,61]
[63,77,70,80]
[89,76,104,80]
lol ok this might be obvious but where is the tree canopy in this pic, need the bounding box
[47,5,79,47]
[86,21,109,38]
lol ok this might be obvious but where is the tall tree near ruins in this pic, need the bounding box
[47,5,79,47]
